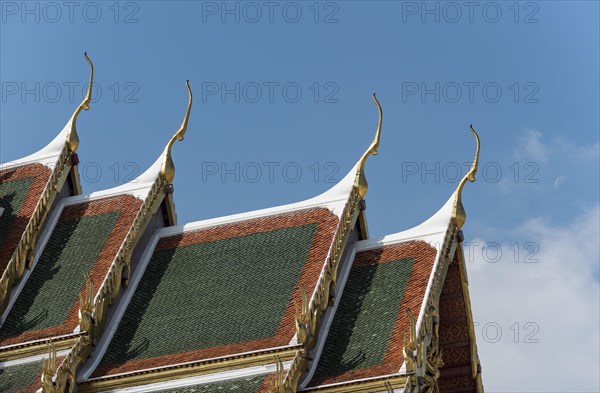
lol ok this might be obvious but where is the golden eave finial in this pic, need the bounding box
[160,80,193,184]
[452,125,480,229]
[41,341,57,389]
[353,93,383,198]
[66,52,94,153]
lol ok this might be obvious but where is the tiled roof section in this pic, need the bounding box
[437,252,477,393]
[93,208,339,377]
[309,241,437,387]
[0,194,143,346]
[0,163,52,273]
[0,356,64,393]
[0,359,41,393]
[157,373,277,393]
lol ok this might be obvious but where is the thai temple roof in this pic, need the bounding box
[0,55,484,393]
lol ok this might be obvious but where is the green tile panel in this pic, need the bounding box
[0,177,34,264]
[311,257,415,381]
[0,210,120,339]
[0,359,41,392]
[158,374,266,393]
[100,223,318,368]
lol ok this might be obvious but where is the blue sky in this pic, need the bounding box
[1,1,599,391]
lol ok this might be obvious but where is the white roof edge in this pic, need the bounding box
[84,148,168,200]
[0,348,72,369]
[1,122,71,169]
[155,162,360,237]
[356,193,454,250]
[53,149,167,207]
[82,344,297,383]
[96,361,292,393]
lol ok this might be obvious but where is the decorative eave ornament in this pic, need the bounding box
[66,52,94,153]
[267,351,305,393]
[401,128,482,393]
[0,53,93,319]
[353,94,383,198]
[451,125,480,229]
[160,80,193,184]
[41,82,193,393]
[275,95,383,392]
[41,342,58,390]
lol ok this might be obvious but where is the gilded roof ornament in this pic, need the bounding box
[268,356,285,393]
[452,125,480,229]
[354,94,383,198]
[160,80,193,184]
[66,52,94,153]
[79,273,94,334]
[41,342,57,390]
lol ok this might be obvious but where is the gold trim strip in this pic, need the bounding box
[302,375,408,393]
[0,334,82,362]
[78,346,300,392]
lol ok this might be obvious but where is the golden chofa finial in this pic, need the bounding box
[452,125,480,229]
[160,80,193,184]
[41,341,57,390]
[353,93,383,198]
[66,52,94,153]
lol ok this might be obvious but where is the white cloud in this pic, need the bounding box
[516,130,550,162]
[466,204,600,392]
[514,129,600,164]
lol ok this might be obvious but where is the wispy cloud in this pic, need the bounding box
[514,129,600,164]
[468,204,600,392]
[515,130,550,162]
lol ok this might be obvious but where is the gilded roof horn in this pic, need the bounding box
[66,52,94,153]
[452,125,480,229]
[354,93,383,198]
[160,80,193,184]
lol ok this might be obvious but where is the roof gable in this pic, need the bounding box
[0,194,143,347]
[93,207,339,378]
[308,241,437,387]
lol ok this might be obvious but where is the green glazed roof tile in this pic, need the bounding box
[0,210,120,340]
[0,176,34,261]
[99,223,318,368]
[311,257,415,381]
[157,374,266,393]
[0,359,41,392]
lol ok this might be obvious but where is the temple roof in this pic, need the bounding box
[0,193,143,347]
[0,58,484,393]
[91,207,339,378]
[78,163,365,389]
